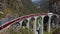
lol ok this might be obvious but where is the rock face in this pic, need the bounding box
[49,0,60,26]
[0,0,6,11]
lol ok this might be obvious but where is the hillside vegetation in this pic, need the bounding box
[0,0,48,19]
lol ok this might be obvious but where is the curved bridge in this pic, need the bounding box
[0,13,59,34]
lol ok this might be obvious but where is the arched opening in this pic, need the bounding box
[36,16,42,34]
[10,21,21,31]
[43,16,49,32]
[51,15,58,28]
[29,17,35,31]
[22,19,28,26]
